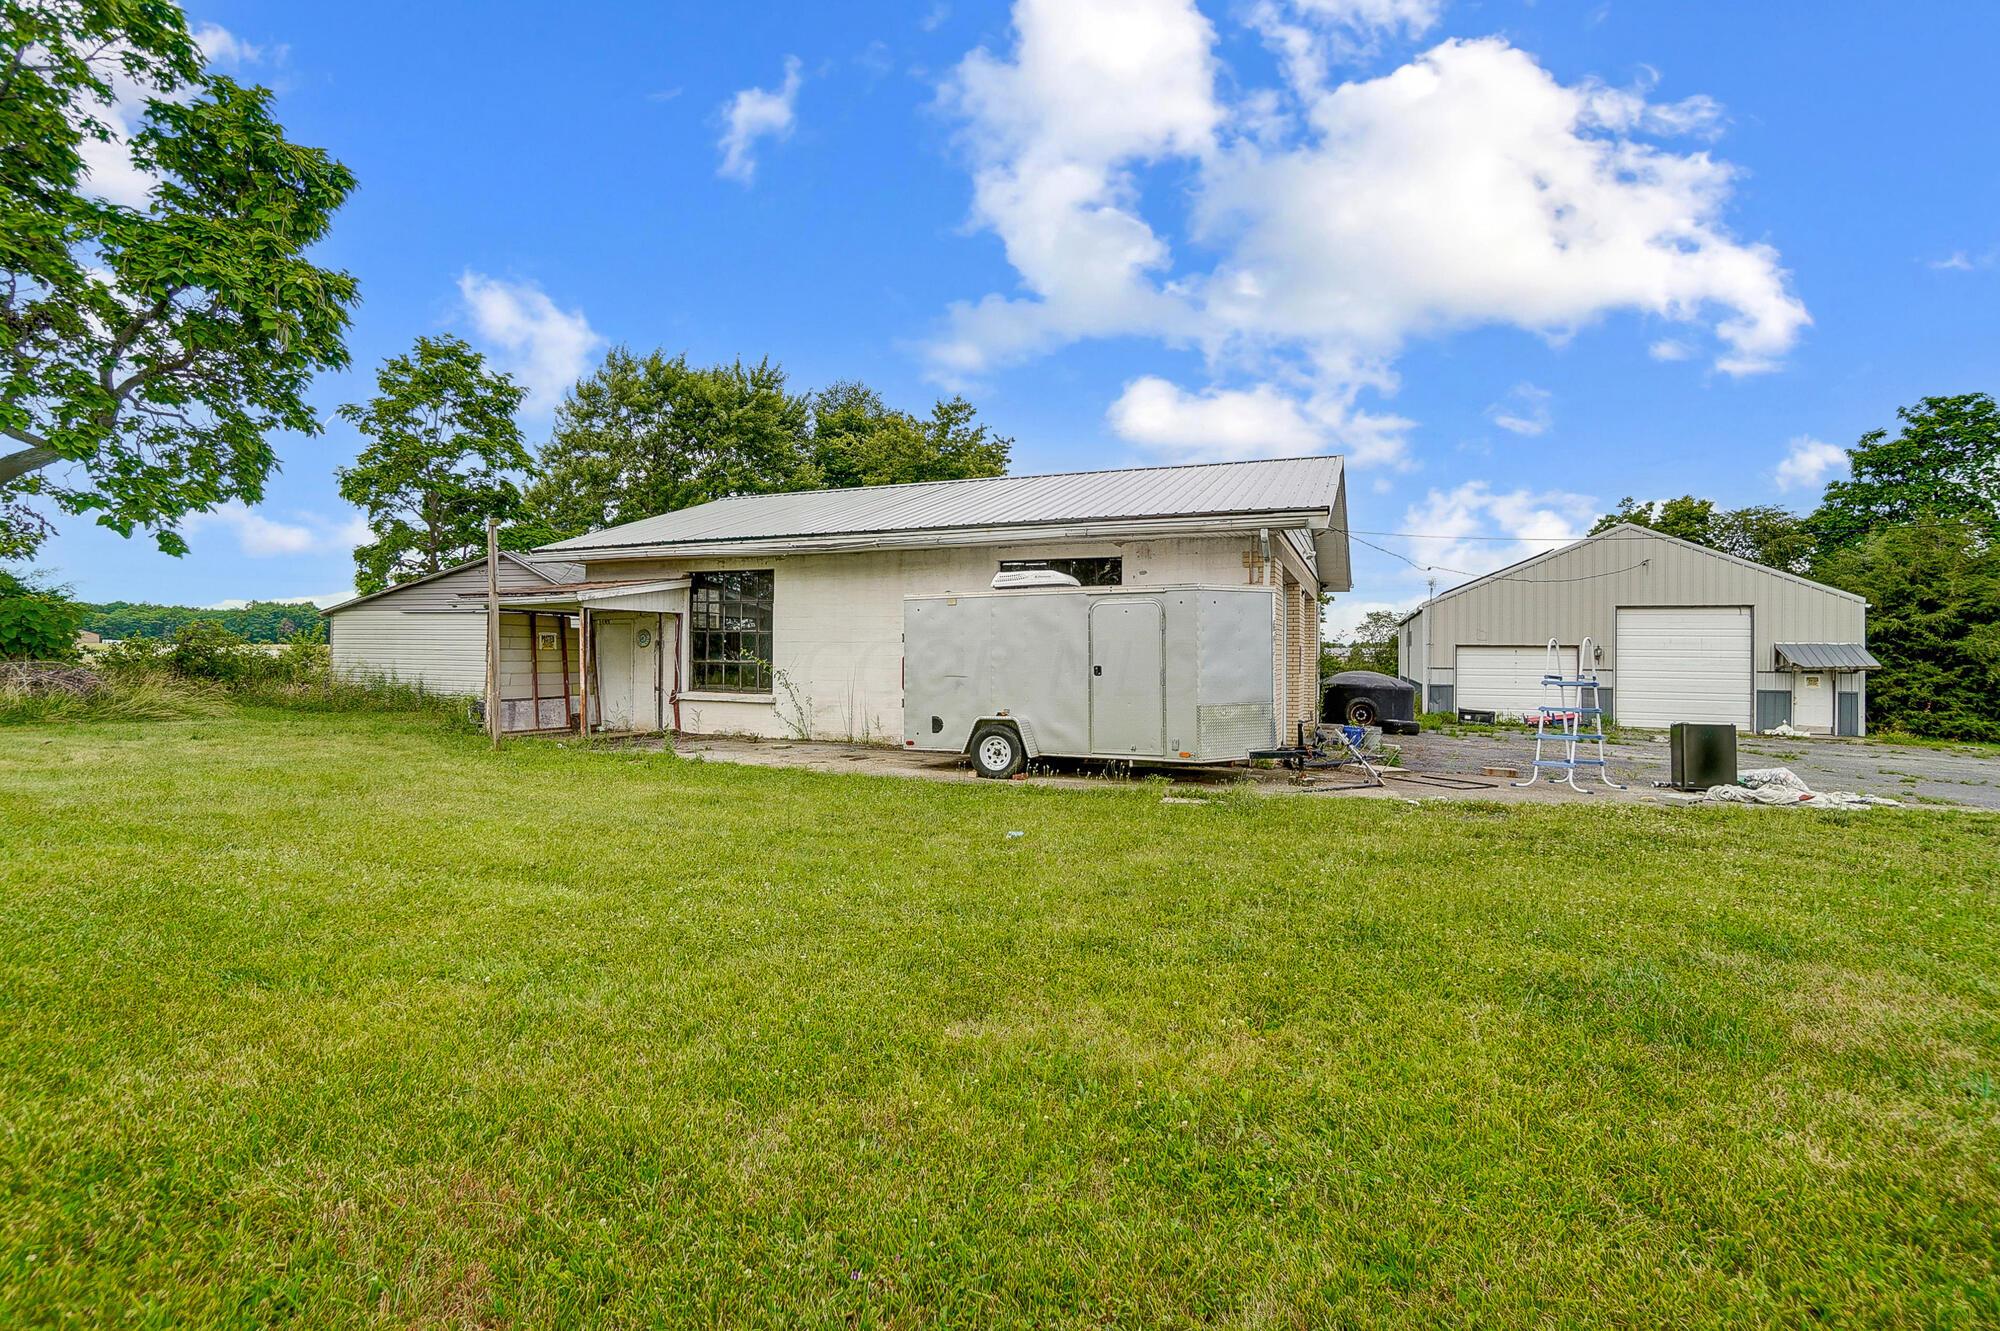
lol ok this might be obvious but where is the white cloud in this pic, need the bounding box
[1400,481,1598,583]
[1927,248,1994,272]
[930,0,1221,379]
[1322,594,1424,641]
[921,3,953,31]
[1250,0,1444,91]
[1648,338,1693,362]
[457,272,604,413]
[717,56,803,184]
[1106,374,1410,464]
[1774,435,1846,492]
[185,503,371,559]
[1485,382,1551,437]
[208,589,355,610]
[76,24,271,208]
[191,23,266,67]
[1195,39,1806,374]
[931,8,1809,461]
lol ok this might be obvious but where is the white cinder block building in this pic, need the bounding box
[1398,524,1878,734]
[332,456,1353,743]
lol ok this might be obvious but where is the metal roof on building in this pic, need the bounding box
[1774,642,1881,670]
[320,552,584,615]
[537,455,1346,554]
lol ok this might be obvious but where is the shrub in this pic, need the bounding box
[100,620,272,686]
[0,571,82,662]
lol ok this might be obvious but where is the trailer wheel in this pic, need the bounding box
[1344,698,1379,727]
[969,723,1026,779]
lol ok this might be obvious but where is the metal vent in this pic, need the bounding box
[1197,702,1276,758]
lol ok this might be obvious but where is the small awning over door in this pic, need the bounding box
[1774,642,1880,671]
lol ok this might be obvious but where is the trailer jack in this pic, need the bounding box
[1249,722,1385,787]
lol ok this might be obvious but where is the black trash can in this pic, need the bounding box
[1321,670,1420,734]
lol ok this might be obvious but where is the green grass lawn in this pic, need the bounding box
[1,709,1996,1327]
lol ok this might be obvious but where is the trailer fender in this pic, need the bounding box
[966,715,1040,759]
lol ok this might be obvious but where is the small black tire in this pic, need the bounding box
[1345,698,1379,727]
[969,722,1026,779]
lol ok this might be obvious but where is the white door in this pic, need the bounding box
[1793,670,1834,732]
[1089,599,1165,756]
[593,616,660,731]
[1614,607,1751,729]
[1455,645,1579,718]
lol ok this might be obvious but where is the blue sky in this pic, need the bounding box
[37,0,2000,632]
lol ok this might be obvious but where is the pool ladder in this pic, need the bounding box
[1514,637,1626,794]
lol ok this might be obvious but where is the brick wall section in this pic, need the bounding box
[1285,577,1315,734]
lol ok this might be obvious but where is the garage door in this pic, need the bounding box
[1455,645,1579,718]
[1615,607,1751,729]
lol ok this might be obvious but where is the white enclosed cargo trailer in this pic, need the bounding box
[902,585,1281,777]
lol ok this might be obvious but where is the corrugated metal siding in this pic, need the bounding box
[1417,527,1866,685]
[541,455,1344,553]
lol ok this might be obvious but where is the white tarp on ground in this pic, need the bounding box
[1698,767,1899,811]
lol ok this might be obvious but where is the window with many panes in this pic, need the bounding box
[996,556,1122,586]
[689,570,774,692]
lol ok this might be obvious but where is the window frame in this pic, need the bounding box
[996,556,1123,587]
[687,569,776,694]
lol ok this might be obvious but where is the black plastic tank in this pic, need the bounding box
[1321,670,1419,734]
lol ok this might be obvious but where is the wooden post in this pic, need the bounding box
[484,517,501,750]
[528,611,542,730]
[578,606,592,744]
[559,613,574,730]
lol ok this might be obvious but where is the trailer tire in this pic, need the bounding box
[969,723,1026,779]
[1344,698,1379,727]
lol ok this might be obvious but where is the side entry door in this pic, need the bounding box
[1089,598,1165,756]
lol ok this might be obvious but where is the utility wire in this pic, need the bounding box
[1347,529,1652,588]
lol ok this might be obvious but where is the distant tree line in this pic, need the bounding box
[333,339,1012,593]
[1587,393,2000,740]
[79,600,325,644]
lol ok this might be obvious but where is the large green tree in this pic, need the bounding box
[1807,393,2000,552]
[520,352,1013,543]
[1811,517,2000,741]
[1591,495,1814,573]
[336,336,531,594]
[521,349,812,541]
[806,382,1011,489]
[0,1,358,559]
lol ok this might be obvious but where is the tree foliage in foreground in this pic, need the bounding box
[337,336,531,594]
[519,349,1013,543]
[0,0,358,559]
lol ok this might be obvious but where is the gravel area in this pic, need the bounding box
[660,727,2000,809]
